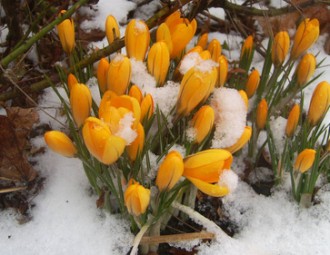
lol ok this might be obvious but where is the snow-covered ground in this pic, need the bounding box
[1,0,330,254]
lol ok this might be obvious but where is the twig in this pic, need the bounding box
[211,0,326,17]
[0,186,27,194]
[140,231,214,245]
[0,0,88,68]
[0,0,195,102]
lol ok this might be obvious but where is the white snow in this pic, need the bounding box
[1,0,330,255]
[211,87,247,148]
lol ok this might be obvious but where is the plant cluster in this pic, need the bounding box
[44,6,329,254]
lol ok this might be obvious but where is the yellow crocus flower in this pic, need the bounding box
[105,15,120,45]
[82,117,126,165]
[125,19,150,61]
[44,130,77,157]
[57,10,75,54]
[97,58,110,94]
[245,69,260,98]
[217,55,228,87]
[294,149,316,173]
[296,53,316,86]
[140,93,154,122]
[176,65,218,116]
[124,180,150,216]
[191,105,215,144]
[291,18,319,59]
[70,83,92,127]
[286,104,300,138]
[156,151,184,191]
[307,81,330,126]
[147,41,170,87]
[256,98,268,130]
[272,31,290,66]
[106,54,131,95]
[165,11,197,59]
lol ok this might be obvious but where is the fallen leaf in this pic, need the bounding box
[0,115,37,182]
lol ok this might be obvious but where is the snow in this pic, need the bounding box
[211,87,247,148]
[1,0,330,255]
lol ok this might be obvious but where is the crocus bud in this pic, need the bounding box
[97,58,110,94]
[256,98,268,130]
[165,11,197,59]
[67,73,78,92]
[296,53,316,86]
[57,10,75,54]
[140,94,154,122]
[286,104,300,137]
[245,69,260,98]
[224,126,252,153]
[307,81,330,126]
[127,123,145,161]
[217,55,228,87]
[107,54,131,95]
[70,83,92,127]
[183,149,233,197]
[128,85,143,104]
[238,90,249,109]
[191,105,214,144]
[147,41,170,87]
[156,23,173,55]
[156,151,184,191]
[196,33,208,49]
[294,149,316,173]
[82,117,126,165]
[124,180,150,216]
[44,130,77,157]
[176,65,218,116]
[125,19,150,61]
[240,35,254,65]
[272,31,290,66]
[207,39,222,62]
[291,18,319,59]
[105,15,120,45]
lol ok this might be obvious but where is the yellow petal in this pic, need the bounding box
[97,58,110,94]
[127,123,145,161]
[67,73,78,92]
[217,55,228,87]
[224,126,252,153]
[256,98,268,130]
[286,104,300,137]
[186,176,229,197]
[57,10,75,54]
[245,69,260,98]
[207,39,222,62]
[140,94,154,122]
[128,85,143,104]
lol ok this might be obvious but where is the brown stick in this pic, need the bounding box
[140,231,215,245]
